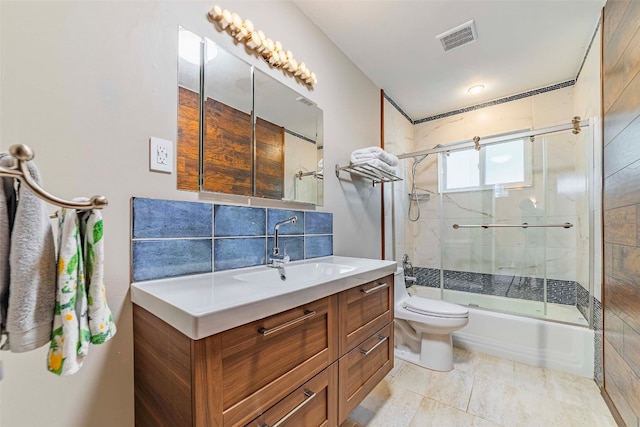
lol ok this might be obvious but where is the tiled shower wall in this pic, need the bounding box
[131,197,333,282]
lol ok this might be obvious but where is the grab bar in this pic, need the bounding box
[453,223,573,229]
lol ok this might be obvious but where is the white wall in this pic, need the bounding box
[0,2,381,426]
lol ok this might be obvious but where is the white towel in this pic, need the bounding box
[47,208,89,376]
[350,146,399,166]
[351,158,398,175]
[0,155,56,353]
[80,209,116,344]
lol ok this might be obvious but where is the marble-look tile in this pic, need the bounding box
[468,376,616,427]
[214,205,265,237]
[132,239,212,281]
[453,347,515,386]
[409,398,500,427]
[304,211,333,234]
[532,86,574,128]
[305,235,333,258]
[213,237,265,271]
[513,363,612,417]
[267,208,304,235]
[349,377,423,427]
[461,97,533,140]
[132,197,212,238]
[393,361,473,411]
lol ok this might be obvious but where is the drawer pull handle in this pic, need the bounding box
[361,282,388,294]
[360,335,388,356]
[258,310,316,336]
[260,390,316,427]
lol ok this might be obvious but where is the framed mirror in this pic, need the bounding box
[176,27,324,205]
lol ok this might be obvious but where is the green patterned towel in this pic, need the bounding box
[47,209,89,376]
[81,209,116,344]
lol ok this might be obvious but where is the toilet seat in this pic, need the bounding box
[402,296,469,318]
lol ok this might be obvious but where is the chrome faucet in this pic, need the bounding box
[268,215,297,279]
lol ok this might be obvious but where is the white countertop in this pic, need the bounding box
[130,256,397,340]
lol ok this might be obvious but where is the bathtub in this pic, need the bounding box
[411,287,595,378]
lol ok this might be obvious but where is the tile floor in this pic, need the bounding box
[341,347,616,427]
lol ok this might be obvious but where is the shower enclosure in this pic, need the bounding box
[398,119,594,327]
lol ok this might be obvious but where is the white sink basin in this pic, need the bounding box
[234,262,356,286]
[131,255,397,339]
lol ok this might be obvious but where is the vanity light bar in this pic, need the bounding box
[208,5,318,87]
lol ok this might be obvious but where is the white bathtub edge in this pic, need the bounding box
[452,307,595,378]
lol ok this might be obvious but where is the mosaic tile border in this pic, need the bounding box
[593,297,603,387]
[575,17,602,82]
[414,80,576,124]
[411,266,581,306]
[385,80,577,125]
[577,284,590,321]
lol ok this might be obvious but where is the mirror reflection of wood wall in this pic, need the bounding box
[177,87,199,191]
[203,98,253,195]
[177,89,285,197]
[255,118,284,199]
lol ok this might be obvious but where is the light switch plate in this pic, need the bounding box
[149,137,173,173]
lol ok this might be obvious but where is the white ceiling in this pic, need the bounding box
[294,0,604,120]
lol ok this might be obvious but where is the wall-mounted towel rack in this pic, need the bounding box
[335,163,402,186]
[0,144,108,210]
[452,222,573,229]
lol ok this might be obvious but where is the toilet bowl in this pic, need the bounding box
[394,267,469,371]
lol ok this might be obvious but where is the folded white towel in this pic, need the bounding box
[350,146,399,166]
[0,154,56,353]
[48,208,89,376]
[351,158,398,175]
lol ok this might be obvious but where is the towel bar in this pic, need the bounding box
[0,144,108,210]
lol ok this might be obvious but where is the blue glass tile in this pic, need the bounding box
[267,236,304,261]
[214,237,266,271]
[267,209,304,235]
[132,197,212,239]
[304,212,333,235]
[132,239,212,281]
[214,205,266,237]
[305,235,333,259]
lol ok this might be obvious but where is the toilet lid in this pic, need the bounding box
[403,296,469,318]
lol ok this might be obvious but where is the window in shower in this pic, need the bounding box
[440,138,532,193]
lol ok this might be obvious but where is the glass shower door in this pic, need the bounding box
[438,129,589,325]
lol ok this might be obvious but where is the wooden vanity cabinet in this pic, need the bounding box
[337,274,394,423]
[133,273,394,427]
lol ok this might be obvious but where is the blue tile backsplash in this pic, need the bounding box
[214,205,265,237]
[214,237,266,271]
[131,197,334,280]
[132,239,212,281]
[132,198,212,238]
[305,212,333,235]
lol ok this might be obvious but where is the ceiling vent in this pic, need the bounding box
[296,96,314,107]
[436,20,478,52]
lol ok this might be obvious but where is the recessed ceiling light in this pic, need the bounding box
[468,85,485,94]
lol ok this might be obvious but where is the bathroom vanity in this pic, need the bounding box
[131,256,396,426]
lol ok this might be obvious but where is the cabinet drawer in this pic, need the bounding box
[338,322,394,423]
[339,274,393,355]
[246,363,338,427]
[220,295,338,427]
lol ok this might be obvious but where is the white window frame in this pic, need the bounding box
[439,137,533,193]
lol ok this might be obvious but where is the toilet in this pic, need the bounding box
[394,267,469,371]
